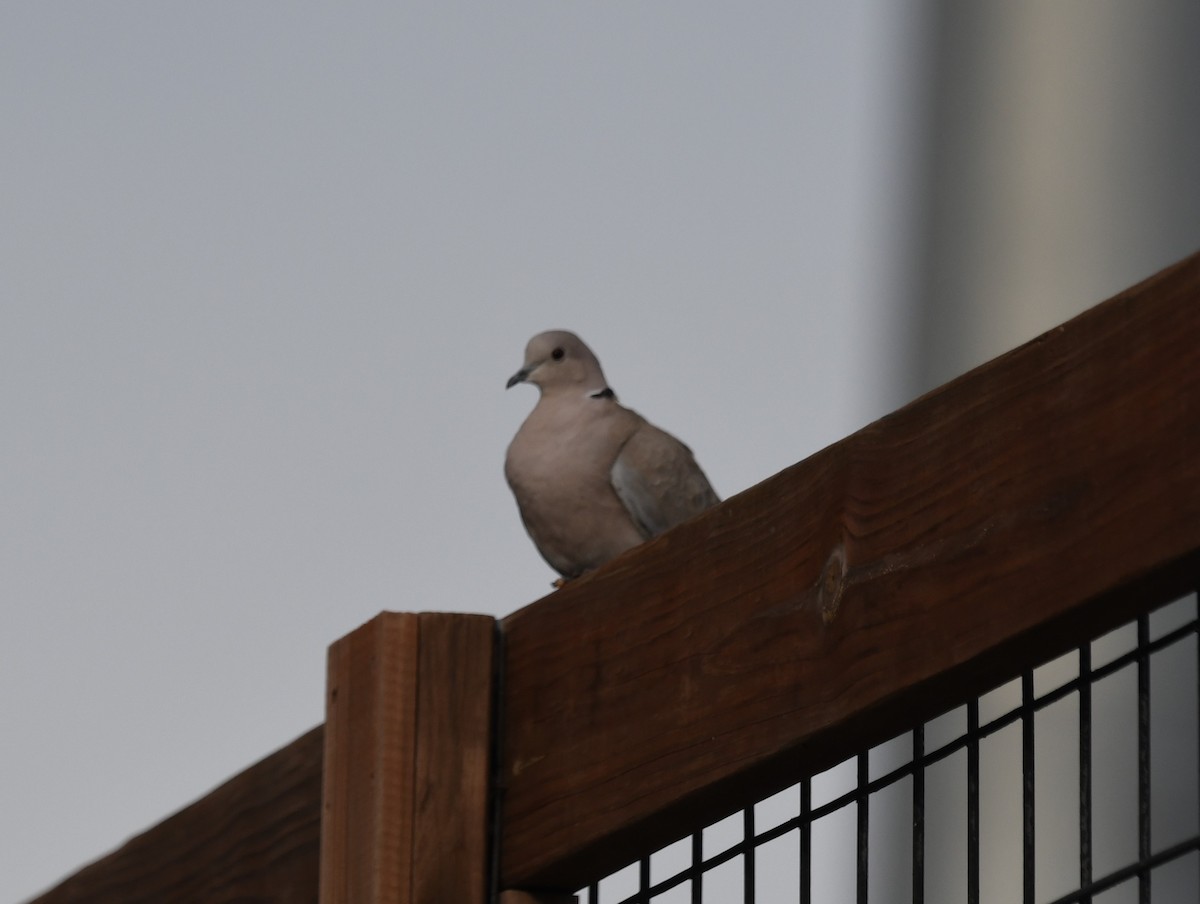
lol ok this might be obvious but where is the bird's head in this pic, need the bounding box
[506,330,609,397]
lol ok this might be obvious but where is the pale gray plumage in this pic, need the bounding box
[504,330,719,579]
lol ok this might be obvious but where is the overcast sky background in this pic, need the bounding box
[0,5,927,900]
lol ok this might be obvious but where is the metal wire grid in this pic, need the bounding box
[579,589,1200,904]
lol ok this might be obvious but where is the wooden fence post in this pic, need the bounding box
[319,612,495,904]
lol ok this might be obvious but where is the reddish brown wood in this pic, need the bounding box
[498,250,1200,888]
[498,892,578,904]
[319,612,495,904]
[30,726,323,904]
[411,613,496,904]
[320,612,419,904]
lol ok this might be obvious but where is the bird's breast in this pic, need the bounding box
[505,403,632,500]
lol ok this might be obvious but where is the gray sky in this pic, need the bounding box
[0,4,920,900]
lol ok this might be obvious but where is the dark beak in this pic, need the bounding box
[506,366,531,389]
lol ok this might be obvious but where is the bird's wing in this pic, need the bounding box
[610,419,719,539]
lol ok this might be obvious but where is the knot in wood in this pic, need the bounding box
[819,544,847,624]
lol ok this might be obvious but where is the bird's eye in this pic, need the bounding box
[551,347,565,360]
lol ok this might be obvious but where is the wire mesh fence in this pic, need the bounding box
[578,586,1200,904]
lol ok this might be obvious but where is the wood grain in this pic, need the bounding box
[30,726,324,904]
[320,612,419,904]
[497,892,578,904]
[498,250,1200,888]
[319,612,495,904]
[411,613,496,904]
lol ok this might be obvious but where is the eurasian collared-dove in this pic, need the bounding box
[505,330,719,580]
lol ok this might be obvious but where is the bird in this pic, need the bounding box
[504,330,719,581]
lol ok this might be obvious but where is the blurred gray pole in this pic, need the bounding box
[905,3,1200,902]
[908,0,1200,395]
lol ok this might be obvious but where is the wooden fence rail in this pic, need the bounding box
[29,249,1200,903]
